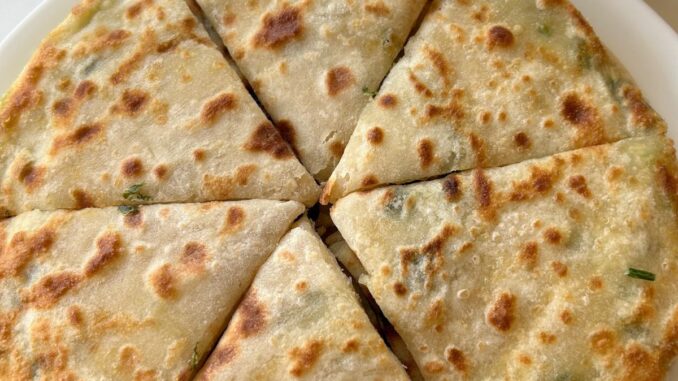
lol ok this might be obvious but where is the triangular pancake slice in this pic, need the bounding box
[332,136,678,380]
[0,0,318,216]
[322,0,666,203]
[194,0,428,179]
[0,200,304,380]
[328,233,424,381]
[196,219,408,380]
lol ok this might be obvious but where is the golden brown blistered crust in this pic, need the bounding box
[322,0,666,204]
[196,225,408,380]
[0,200,304,380]
[0,0,319,216]
[331,137,678,380]
[195,0,428,179]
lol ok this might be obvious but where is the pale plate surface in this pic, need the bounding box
[0,0,676,378]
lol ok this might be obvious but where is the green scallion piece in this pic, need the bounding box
[118,205,139,215]
[123,183,151,202]
[625,268,655,281]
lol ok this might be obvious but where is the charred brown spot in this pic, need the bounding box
[326,66,355,97]
[181,17,196,32]
[658,165,677,197]
[253,6,303,49]
[96,29,131,52]
[426,101,464,122]
[518,241,539,269]
[513,132,531,149]
[469,133,486,167]
[193,149,206,162]
[326,141,343,158]
[560,309,574,325]
[180,242,208,271]
[119,89,149,116]
[52,98,73,118]
[124,211,143,228]
[201,93,237,124]
[589,276,604,291]
[518,354,532,366]
[422,224,457,257]
[417,139,435,169]
[561,93,596,126]
[487,292,515,332]
[51,123,104,155]
[118,345,140,370]
[361,175,378,187]
[18,162,45,192]
[474,169,493,217]
[276,120,296,146]
[487,26,515,49]
[342,338,360,353]
[224,207,245,232]
[125,0,150,19]
[509,167,555,202]
[74,80,97,99]
[134,369,158,381]
[236,290,267,337]
[393,282,408,296]
[408,72,433,97]
[295,281,308,292]
[21,272,81,309]
[365,1,390,16]
[204,344,238,374]
[1,228,55,277]
[153,165,168,180]
[378,94,398,108]
[590,329,616,355]
[561,93,604,145]
[568,175,591,198]
[446,347,468,373]
[203,166,256,200]
[543,228,562,245]
[110,51,143,85]
[539,331,557,345]
[366,127,384,145]
[442,175,462,202]
[623,87,657,127]
[156,37,182,54]
[67,305,84,326]
[424,361,445,374]
[121,157,144,178]
[471,4,489,22]
[150,264,176,299]
[244,122,293,159]
[223,12,236,26]
[551,261,568,277]
[84,232,123,277]
[289,340,323,377]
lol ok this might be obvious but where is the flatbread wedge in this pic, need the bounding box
[0,0,318,217]
[328,234,424,381]
[193,0,428,179]
[322,0,666,203]
[332,136,678,380]
[196,219,408,380]
[0,200,304,380]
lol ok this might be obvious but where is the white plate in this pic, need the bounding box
[0,0,677,378]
